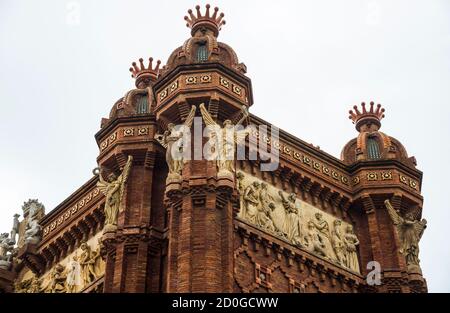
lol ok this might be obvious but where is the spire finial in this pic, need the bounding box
[184,4,226,37]
[129,57,162,89]
[348,101,385,131]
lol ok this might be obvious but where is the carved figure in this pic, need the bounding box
[48,264,67,293]
[154,105,196,180]
[255,183,276,232]
[0,233,14,269]
[242,181,260,223]
[343,225,360,272]
[96,155,133,232]
[199,102,249,177]
[66,254,82,292]
[304,221,327,258]
[311,212,332,255]
[331,220,346,265]
[385,199,427,273]
[24,202,43,245]
[279,191,303,247]
[236,172,246,219]
[79,241,97,285]
[10,214,20,244]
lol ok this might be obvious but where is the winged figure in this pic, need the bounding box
[384,199,427,270]
[154,105,196,178]
[96,155,133,231]
[199,102,249,175]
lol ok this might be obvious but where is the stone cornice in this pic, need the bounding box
[95,114,156,144]
[40,176,99,227]
[153,62,254,105]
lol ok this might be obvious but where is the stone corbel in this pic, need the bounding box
[207,95,220,120]
[17,243,46,276]
[361,194,376,214]
[177,96,191,121]
[319,187,332,210]
[300,178,313,201]
[309,182,322,206]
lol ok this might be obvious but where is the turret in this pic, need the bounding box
[341,102,426,292]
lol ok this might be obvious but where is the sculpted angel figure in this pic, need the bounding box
[154,105,196,180]
[385,199,427,272]
[199,102,249,176]
[278,191,303,247]
[96,155,133,232]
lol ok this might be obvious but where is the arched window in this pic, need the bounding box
[367,136,381,159]
[196,43,208,62]
[136,95,148,114]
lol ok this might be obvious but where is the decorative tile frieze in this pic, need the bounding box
[100,132,117,151]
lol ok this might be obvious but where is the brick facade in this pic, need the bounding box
[0,4,427,293]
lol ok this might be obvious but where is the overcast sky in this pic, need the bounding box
[1,0,449,292]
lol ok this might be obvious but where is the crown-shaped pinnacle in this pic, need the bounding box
[128,57,162,88]
[348,101,385,131]
[184,4,226,37]
[129,57,161,78]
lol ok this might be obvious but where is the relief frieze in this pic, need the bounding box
[236,171,360,273]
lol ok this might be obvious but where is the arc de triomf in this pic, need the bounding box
[0,4,427,293]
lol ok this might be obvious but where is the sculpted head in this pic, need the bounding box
[80,241,88,251]
[252,181,260,188]
[55,264,65,273]
[288,193,296,202]
[107,173,117,182]
[405,212,415,221]
[334,220,342,227]
[167,123,175,131]
[346,225,354,233]
[307,221,315,229]
[223,120,233,127]
[315,212,323,220]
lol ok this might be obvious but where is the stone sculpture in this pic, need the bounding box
[154,105,196,182]
[96,155,133,232]
[385,199,427,273]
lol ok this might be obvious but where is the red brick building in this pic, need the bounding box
[0,4,427,293]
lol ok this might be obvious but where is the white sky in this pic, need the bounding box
[1,0,449,292]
